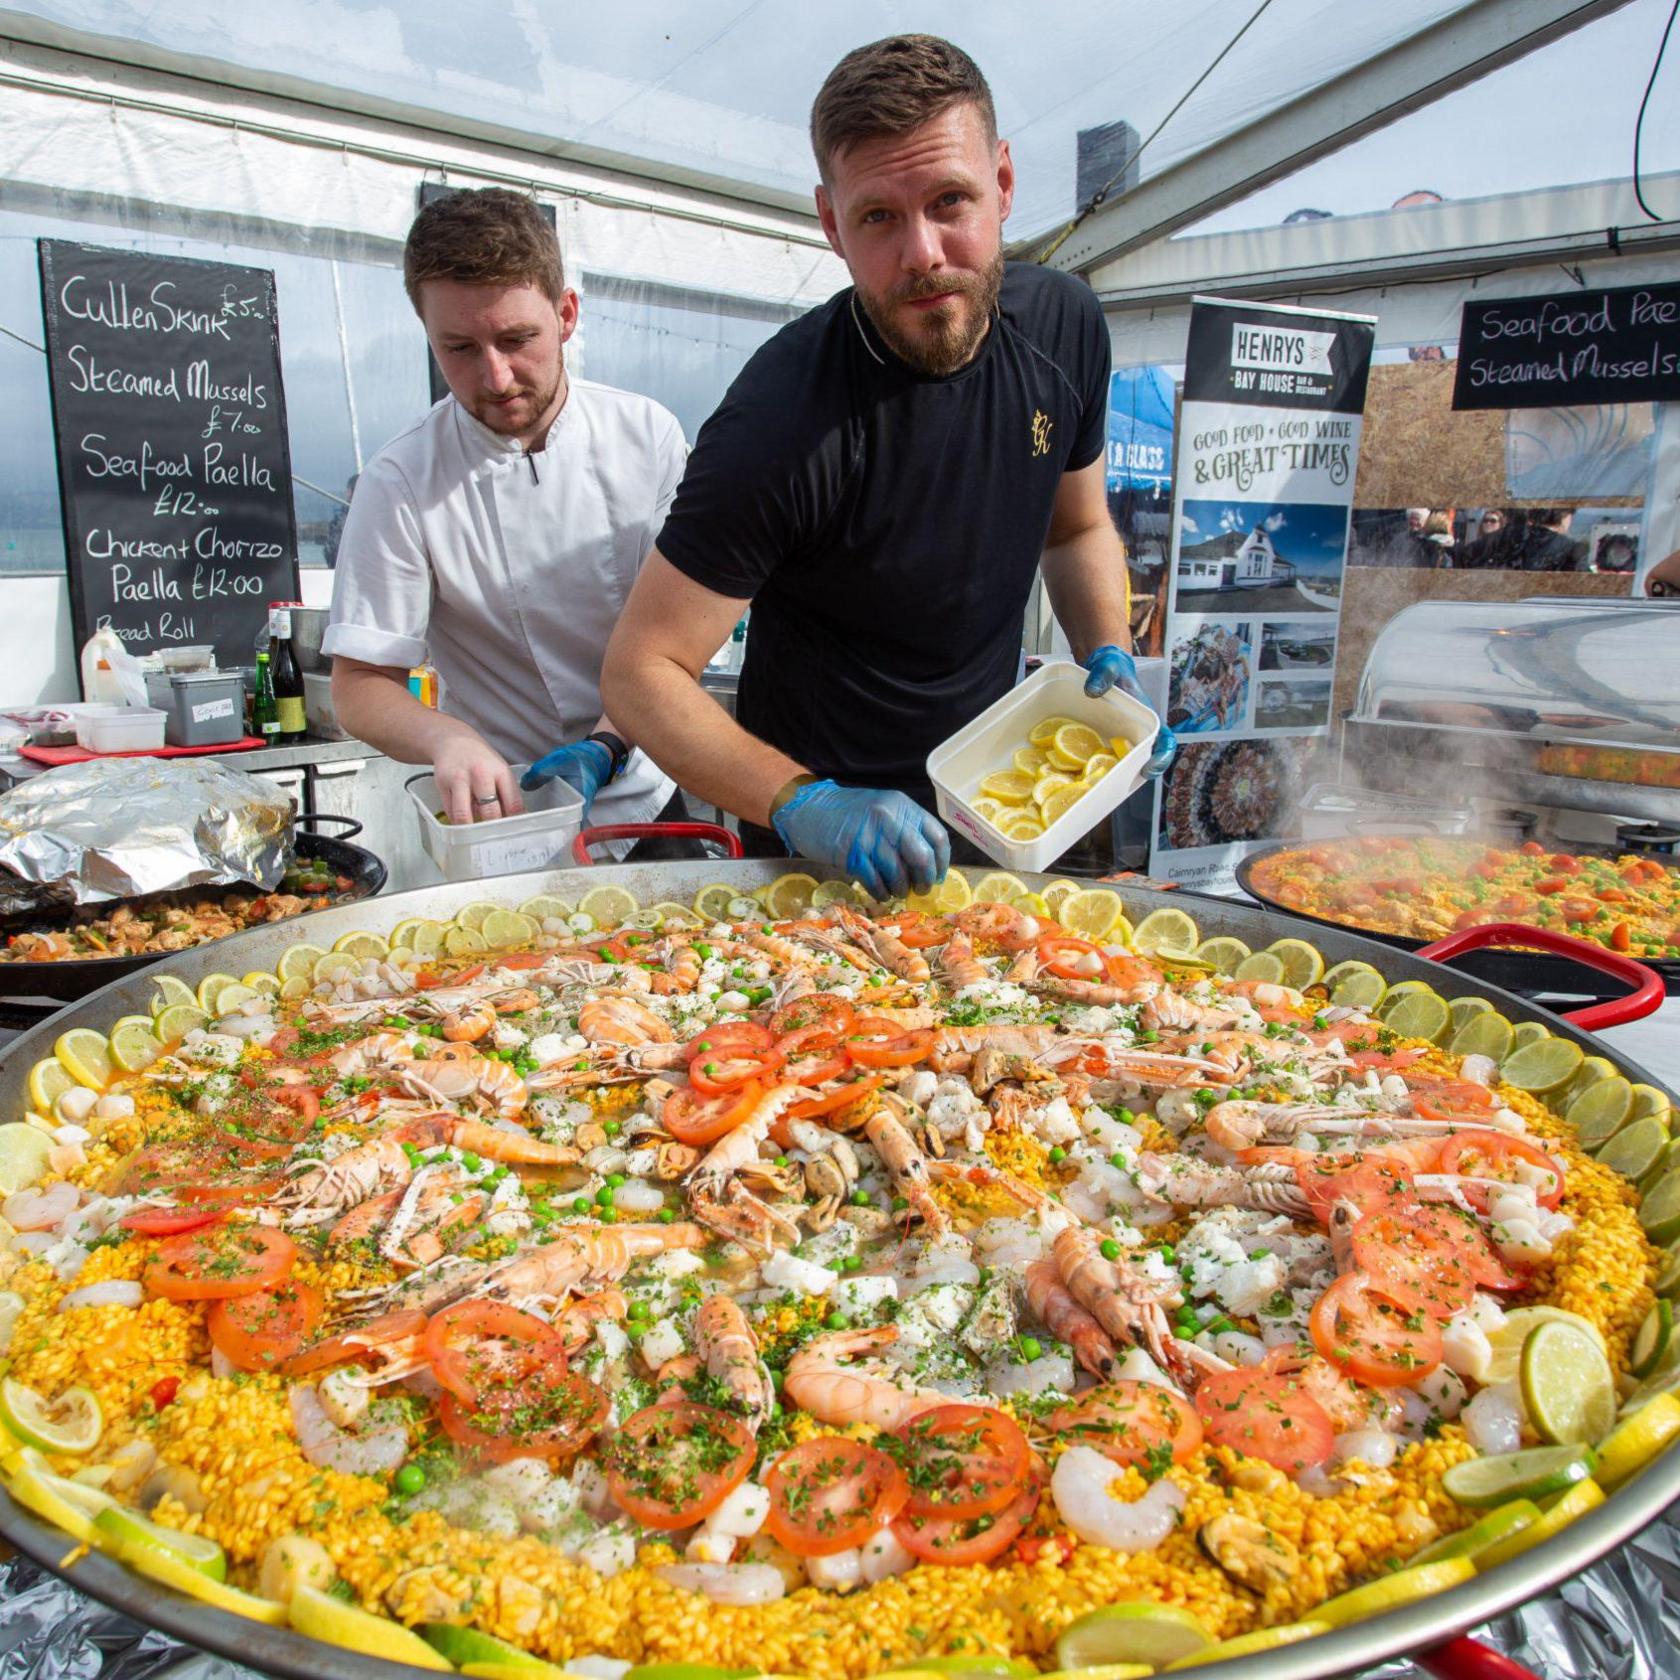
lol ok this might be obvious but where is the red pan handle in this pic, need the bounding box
[1417,920,1664,1032]
[570,823,743,866]
[1416,1636,1540,1680]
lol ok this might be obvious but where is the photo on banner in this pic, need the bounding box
[1150,296,1375,893]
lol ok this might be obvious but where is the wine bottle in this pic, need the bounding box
[267,604,307,743]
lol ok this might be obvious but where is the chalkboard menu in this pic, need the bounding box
[1452,279,1680,410]
[37,241,300,675]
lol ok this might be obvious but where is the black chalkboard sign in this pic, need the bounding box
[37,240,300,678]
[1453,280,1680,410]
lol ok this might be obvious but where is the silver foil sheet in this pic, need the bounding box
[2,1507,1678,1680]
[0,760,291,907]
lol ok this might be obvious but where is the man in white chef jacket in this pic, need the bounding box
[324,188,682,838]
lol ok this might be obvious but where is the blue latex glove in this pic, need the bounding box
[771,780,950,901]
[1082,644,1178,776]
[520,739,613,809]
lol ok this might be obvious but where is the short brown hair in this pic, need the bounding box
[403,188,565,312]
[810,35,996,181]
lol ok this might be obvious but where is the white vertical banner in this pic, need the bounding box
[1149,297,1376,894]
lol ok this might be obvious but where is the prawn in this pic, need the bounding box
[649,945,702,996]
[1024,1258,1119,1380]
[1051,1446,1185,1553]
[951,902,1042,952]
[401,1055,530,1120]
[938,929,987,992]
[833,904,930,983]
[928,1023,1054,1074]
[578,996,673,1047]
[328,1031,416,1077]
[783,1326,951,1431]
[694,1294,775,1433]
[863,1101,946,1236]
[687,1084,805,1253]
[441,1006,495,1043]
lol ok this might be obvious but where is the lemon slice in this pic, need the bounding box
[1012,746,1048,777]
[1501,1036,1584,1093]
[1048,723,1105,772]
[1165,1623,1328,1669]
[1382,990,1452,1044]
[971,797,1006,824]
[1193,936,1250,976]
[0,1125,52,1196]
[462,1666,579,1680]
[1321,959,1386,1011]
[312,952,358,985]
[1055,1604,1211,1671]
[149,974,199,1016]
[210,983,262,1016]
[1040,879,1082,916]
[54,1028,112,1091]
[27,1057,75,1114]
[276,943,325,984]
[1132,906,1199,954]
[1060,888,1126,942]
[195,972,240,1015]
[1233,950,1285,985]
[979,770,1036,805]
[410,920,452,957]
[482,909,538,949]
[1082,753,1120,782]
[0,1379,101,1454]
[1152,946,1215,971]
[907,868,972,916]
[1596,1393,1680,1489]
[649,901,704,929]
[1013,892,1054,917]
[691,882,738,923]
[1033,772,1076,807]
[278,976,311,1001]
[1408,1500,1542,1567]
[1476,1478,1604,1570]
[453,900,502,932]
[1523,1320,1616,1445]
[972,871,1027,904]
[578,885,638,928]
[386,917,429,949]
[109,1017,164,1073]
[1041,783,1092,827]
[288,1584,451,1670]
[331,931,388,960]
[811,880,863,909]
[445,925,489,957]
[725,895,761,921]
[1314,1557,1474,1627]
[1028,715,1080,746]
[1266,937,1324,989]
[1597,1115,1669,1183]
[516,895,574,925]
[1109,734,1133,756]
[153,1003,209,1045]
[6,1447,112,1544]
[1001,814,1046,841]
[1036,1666,1153,1680]
[240,971,281,996]
[766,873,820,919]
[1451,1012,1514,1062]
[94,1504,226,1579]
[115,1536,286,1623]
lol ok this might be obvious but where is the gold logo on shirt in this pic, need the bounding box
[1031,409,1053,457]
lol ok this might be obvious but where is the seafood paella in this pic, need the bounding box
[2,874,1679,1679]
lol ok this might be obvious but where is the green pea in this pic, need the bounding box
[460,1152,481,1173]
[626,1299,650,1321]
[1108,1152,1127,1171]
[572,1197,590,1215]
[841,1256,863,1274]
[891,1196,909,1212]
[603,1120,622,1138]
[850,1189,872,1207]
[607,1173,626,1188]
[1048,1147,1067,1164]
[1099,1238,1120,1261]
[394,1463,426,1496]
[1017,1336,1043,1362]
[657,1207,676,1224]
[595,1185,616,1208]
[824,1311,850,1331]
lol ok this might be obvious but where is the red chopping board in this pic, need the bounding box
[22,737,266,766]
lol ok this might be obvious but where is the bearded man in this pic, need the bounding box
[602,35,1171,898]
[326,188,683,834]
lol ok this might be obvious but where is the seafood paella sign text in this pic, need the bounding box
[1151,297,1375,895]
[37,241,300,673]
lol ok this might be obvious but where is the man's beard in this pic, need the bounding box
[855,253,1004,376]
[471,354,564,436]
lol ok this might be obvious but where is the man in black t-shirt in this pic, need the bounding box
[601,35,1173,896]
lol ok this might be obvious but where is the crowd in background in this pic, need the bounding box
[1352,506,1638,572]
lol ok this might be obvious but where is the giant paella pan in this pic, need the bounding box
[0,821,1676,1680]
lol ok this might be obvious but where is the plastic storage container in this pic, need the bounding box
[303,672,349,741]
[927,660,1158,873]
[407,768,585,881]
[161,671,246,747]
[73,705,168,754]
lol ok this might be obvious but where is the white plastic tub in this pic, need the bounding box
[926,660,1158,873]
[407,768,585,882]
[73,705,167,754]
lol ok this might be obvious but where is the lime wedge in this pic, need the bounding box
[54,1027,113,1090]
[971,871,1027,905]
[1381,990,1451,1045]
[288,1584,451,1669]
[579,885,639,929]
[1054,1604,1211,1670]
[25,1057,75,1115]
[1482,1307,1607,1387]
[445,925,489,957]
[886,1661,1037,1680]
[1522,1320,1616,1445]
[276,943,324,984]
[1314,1557,1474,1628]
[461,1665,579,1680]
[1655,1246,1680,1302]
[1194,936,1251,977]
[1165,1622,1328,1669]
[1324,961,1387,1013]
[0,1124,52,1197]
[454,901,502,932]
[5,1447,113,1544]
[1035,1666,1153,1680]
[1447,995,1494,1031]
[1500,1036,1584,1094]
[423,1624,555,1668]
[93,1504,226,1580]
[1233,950,1285,985]
[1510,1020,1554,1051]
[1568,1077,1634,1149]
[1476,1478,1604,1570]
[1631,1083,1676,1123]
[1131,908,1201,957]
[1564,1056,1618,1103]
[153,1003,209,1045]
[1630,1299,1675,1380]
[1441,1443,1598,1508]
[149,973,199,1016]
[1641,1172,1680,1246]
[115,1536,286,1622]
[1266,938,1324,989]
[1597,1115,1670,1183]
[482,909,538,949]
[1595,1392,1680,1489]
[0,1379,101,1454]
[1407,1500,1541,1567]
[1450,1012,1514,1062]
[765,873,820,920]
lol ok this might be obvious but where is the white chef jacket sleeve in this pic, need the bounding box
[320,457,432,670]
[646,408,689,557]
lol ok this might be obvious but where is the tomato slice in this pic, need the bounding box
[844,1020,934,1069]
[440,1363,608,1464]
[683,1022,774,1060]
[663,1081,763,1147]
[887,913,947,950]
[605,1402,755,1530]
[282,1308,428,1377]
[893,1454,1044,1566]
[1309,1271,1443,1387]
[891,1404,1028,1521]
[178,1175,289,1208]
[1437,1130,1564,1210]
[142,1224,297,1301]
[1043,1380,1203,1470]
[689,1042,786,1097]
[206,1279,324,1372]
[119,1205,226,1237]
[1035,935,1105,980]
[1410,1080,1496,1124]
[1194,1366,1336,1473]
[1345,1047,1428,1072]
[779,1032,851,1087]
[769,995,856,1036]
[1404,1203,1529,1291]
[787,1072,886,1119]
[422,1300,563,1402]
[1293,1154,1417,1225]
[1349,1210,1476,1319]
[764,1437,911,1556]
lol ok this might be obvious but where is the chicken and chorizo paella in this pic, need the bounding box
[2,873,1679,1678]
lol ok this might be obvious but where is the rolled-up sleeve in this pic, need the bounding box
[321,459,432,669]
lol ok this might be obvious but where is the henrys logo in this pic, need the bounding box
[1229,323,1336,394]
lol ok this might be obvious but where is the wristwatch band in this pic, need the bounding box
[584,731,630,782]
[768,772,820,826]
